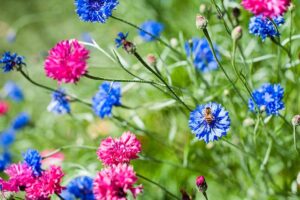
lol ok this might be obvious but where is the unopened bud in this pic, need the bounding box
[231,26,243,41]
[124,41,136,54]
[196,15,208,30]
[243,118,255,127]
[289,3,295,11]
[170,38,178,48]
[292,115,300,126]
[147,54,157,66]
[199,4,206,14]
[196,176,207,193]
[232,7,241,18]
[260,105,266,113]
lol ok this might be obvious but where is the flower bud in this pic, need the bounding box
[170,38,178,48]
[243,118,255,127]
[289,3,295,11]
[196,15,208,30]
[232,7,241,18]
[147,54,157,66]
[231,26,243,41]
[196,176,207,193]
[199,4,206,14]
[292,115,300,126]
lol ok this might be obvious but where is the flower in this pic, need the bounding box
[22,149,42,177]
[0,129,16,148]
[0,151,11,171]
[196,176,208,193]
[241,0,290,18]
[189,102,231,143]
[3,81,24,102]
[93,164,143,199]
[248,83,284,115]
[0,51,25,72]
[115,32,129,48]
[249,15,285,41]
[10,112,30,130]
[75,0,119,23]
[47,89,71,115]
[1,163,35,192]
[92,82,121,119]
[25,165,64,199]
[185,38,220,73]
[44,39,90,84]
[0,101,9,116]
[138,21,164,42]
[66,176,95,200]
[97,132,141,166]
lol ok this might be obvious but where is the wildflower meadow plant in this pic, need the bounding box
[1,0,300,199]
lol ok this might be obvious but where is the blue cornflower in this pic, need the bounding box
[92,82,121,118]
[0,51,25,72]
[23,149,42,176]
[75,0,119,23]
[0,129,16,148]
[115,32,128,48]
[189,102,231,143]
[248,83,284,116]
[11,112,30,130]
[4,81,24,102]
[66,176,95,200]
[0,151,11,171]
[185,38,220,73]
[47,89,71,115]
[249,16,285,41]
[139,21,164,42]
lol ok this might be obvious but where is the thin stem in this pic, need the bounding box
[133,52,192,111]
[42,145,97,159]
[137,173,180,200]
[203,192,209,200]
[270,37,292,61]
[293,125,299,154]
[203,29,247,105]
[111,15,182,57]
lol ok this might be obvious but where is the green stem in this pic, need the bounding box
[293,125,299,154]
[137,173,180,200]
[42,145,97,159]
[203,29,247,105]
[203,192,209,200]
[111,15,182,57]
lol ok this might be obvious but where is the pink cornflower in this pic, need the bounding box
[241,0,290,18]
[93,164,143,200]
[1,163,35,192]
[26,165,64,199]
[97,132,142,166]
[0,101,9,116]
[44,39,90,84]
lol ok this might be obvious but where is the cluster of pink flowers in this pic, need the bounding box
[241,0,291,18]
[0,101,9,116]
[0,163,64,199]
[97,131,142,166]
[44,39,90,84]
[94,132,143,199]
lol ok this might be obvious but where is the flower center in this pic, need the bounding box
[89,0,105,10]
[117,188,127,198]
[204,107,214,124]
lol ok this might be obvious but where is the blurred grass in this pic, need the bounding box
[0,0,300,199]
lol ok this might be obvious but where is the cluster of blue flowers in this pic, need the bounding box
[189,102,231,143]
[61,176,95,200]
[75,0,119,23]
[139,21,164,42]
[92,82,121,118]
[248,83,284,116]
[0,51,25,72]
[249,16,285,41]
[185,38,220,73]
[47,89,71,115]
[23,149,42,176]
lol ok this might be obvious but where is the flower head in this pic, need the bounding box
[45,39,90,84]
[97,132,141,166]
[292,115,300,126]
[0,129,16,148]
[4,81,24,102]
[25,165,64,199]
[249,15,285,41]
[93,164,143,199]
[189,102,231,143]
[10,112,30,130]
[185,38,220,73]
[23,149,42,177]
[92,82,121,118]
[248,83,284,115]
[75,0,119,23]
[0,101,9,116]
[139,21,164,42]
[196,176,207,193]
[0,151,11,171]
[47,89,71,115]
[0,51,25,72]
[115,32,129,48]
[66,176,95,200]
[241,0,290,18]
